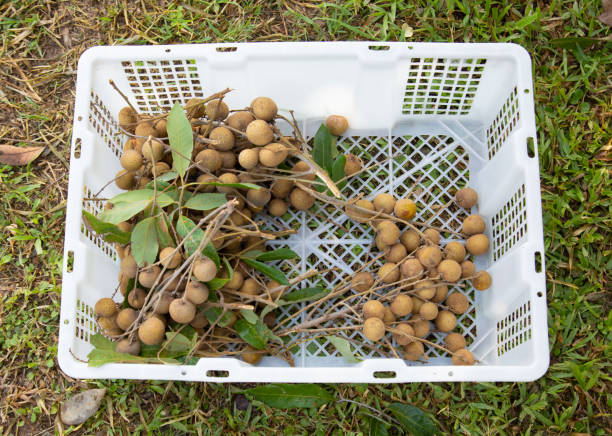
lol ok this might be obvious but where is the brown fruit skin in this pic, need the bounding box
[452,348,475,366]
[419,302,439,320]
[225,270,244,290]
[455,187,478,209]
[400,230,420,252]
[190,312,208,329]
[185,98,205,118]
[251,97,278,121]
[444,333,466,352]
[271,179,293,198]
[117,221,133,233]
[462,214,486,235]
[393,323,415,345]
[116,308,138,331]
[209,126,235,151]
[373,193,396,214]
[95,298,117,317]
[154,293,173,315]
[240,278,260,296]
[293,161,316,181]
[196,149,223,172]
[268,199,288,217]
[363,300,385,320]
[123,138,138,153]
[138,265,161,289]
[352,272,374,292]
[152,161,171,177]
[115,338,141,355]
[246,120,274,146]
[423,228,440,245]
[379,262,400,283]
[159,247,182,269]
[400,258,423,279]
[154,118,167,138]
[247,188,271,207]
[394,198,416,220]
[471,270,492,291]
[466,234,489,256]
[115,170,135,190]
[128,288,146,309]
[142,139,164,162]
[206,100,229,120]
[363,317,386,342]
[227,111,255,131]
[446,292,469,314]
[217,173,239,194]
[444,241,466,262]
[290,188,315,211]
[138,317,165,345]
[403,341,424,361]
[414,280,437,299]
[242,347,263,365]
[163,271,186,293]
[193,257,217,282]
[118,107,138,133]
[344,153,362,176]
[345,199,375,223]
[382,306,396,325]
[169,298,197,324]
[220,151,236,169]
[238,148,259,169]
[185,281,209,305]
[377,220,400,245]
[196,174,217,192]
[417,246,443,269]
[259,143,288,167]
[120,149,143,172]
[390,295,413,317]
[435,310,457,332]
[135,122,156,146]
[326,115,349,135]
[375,235,389,252]
[411,296,424,315]
[431,283,449,303]
[460,260,476,278]
[412,320,430,338]
[437,259,462,283]
[385,243,407,263]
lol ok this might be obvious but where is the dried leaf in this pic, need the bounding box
[600,0,612,26]
[0,145,44,166]
[60,388,106,426]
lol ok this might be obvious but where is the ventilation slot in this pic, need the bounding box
[75,299,97,344]
[81,186,118,260]
[497,300,532,357]
[491,184,527,261]
[89,92,124,158]
[486,86,520,159]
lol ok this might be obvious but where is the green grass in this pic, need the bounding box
[0,0,610,434]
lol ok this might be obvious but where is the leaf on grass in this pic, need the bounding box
[599,0,612,26]
[325,335,361,363]
[183,193,227,211]
[243,384,333,409]
[176,215,205,258]
[131,217,159,267]
[234,319,269,350]
[388,403,437,436]
[312,123,336,174]
[167,103,194,178]
[241,257,289,285]
[513,12,539,30]
[255,248,299,262]
[0,144,44,166]
[199,181,261,190]
[239,309,259,325]
[163,332,192,354]
[550,37,599,50]
[368,417,389,436]
[82,211,131,245]
[279,287,329,304]
[203,306,235,327]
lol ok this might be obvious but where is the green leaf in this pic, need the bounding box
[176,215,205,258]
[203,307,235,327]
[202,243,220,269]
[90,333,115,351]
[239,309,259,325]
[88,348,178,367]
[155,215,174,248]
[234,319,269,350]
[82,211,131,244]
[388,403,437,436]
[312,123,335,174]
[513,12,538,30]
[325,335,361,363]
[241,258,289,286]
[331,154,346,183]
[207,257,232,291]
[163,332,192,354]
[256,248,299,262]
[99,189,174,224]
[242,249,265,260]
[550,37,598,50]
[131,217,159,267]
[156,171,179,182]
[183,193,227,211]
[368,418,389,436]
[167,102,194,178]
[243,384,333,409]
[280,287,329,304]
[199,182,261,190]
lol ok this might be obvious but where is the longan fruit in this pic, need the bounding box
[246,120,274,146]
[190,312,208,329]
[193,257,217,282]
[185,281,209,305]
[417,246,442,269]
[394,198,416,220]
[403,341,424,361]
[466,234,489,256]
[419,302,438,320]
[240,278,260,296]
[115,338,141,355]
[412,320,430,338]
[158,247,181,270]
[455,187,478,209]
[230,209,250,226]
[271,179,293,198]
[120,149,143,172]
[206,100,229,120]
[242,346,263,365]
[345,199,375,223]
[95,298,117,318]
[225,270,244,290]
[390,294,413,317]
[352,272,374,292]
[121,255,138,278]
[211,231,225,250]
[117,221,133,233]
[452,348,475,366]
[154,118,167,138]
[385,243,407,263]
[363,317,385,342]
[259,143,288,167]
[462,214,486,235]
[471,270,492,291]
[414,280,436,299]
[115,169,135,190]
[215,173,239,194]
[375,235,389,251]
[128,287,146,309]
[142,139,164,162]
[381,306,395,325]
[289,188,315,210]
[116,308,138,331]
[400,230,420,252]
[373,193,396,214]
[196,149,223,172]
[238,148,259,169]
[118,107,138,133]
[123,138,138,152]
[243,235,265,251]
[363,300,385,320]
[154,292,173,315]
[220,151,236,169]
[393,323,415,345]
[251,97,278,121]
[247,187,271,207]
[400,258,423,279]
[162,271,185,292]
[444,241,466,262]
[325,114,349,136]
[411,296,424,315]
[118,271,130,294]
[444,333,466,352]
[185,98,205,118]
[196,174,217,192]
[435,310,457,332]
[152,161,171,177]
[460,260,476,278]
[344,153,362,176]
[377,220,400,245]
[227,111,255,131]
[431,283,449,303]
[268,198,288,217]
[423,228,440,245]
[138,316,165,345]
[379,262,399,283]
[446,293,469,314]
[138,265,161,289]
[438,259,462,282]
[293,161,316,181]
[209,126,235,151]
[169,298,196,324]
[135,122,156,146]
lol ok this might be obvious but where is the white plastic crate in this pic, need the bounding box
[59,42,548,382]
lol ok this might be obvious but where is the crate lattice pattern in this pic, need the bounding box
[121,59,204,114]
[82,186,118,261]
[76,299,98,343]
[491,184,527,261]
[89,92,124,158]
[497,300,532,356]
[486,86,520,159]
[403,57,487,115]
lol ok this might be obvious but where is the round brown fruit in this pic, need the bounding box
[471,270,492,291]
[115,170,135,190]
[163,271,185,293]
[94,298,117,317]
[185,98,205,118]
[452,348,475,365]
[417,246,443,269]
[185,281,209,305]
[115,338,141,355]
[400,230,420,252]
[444,333,466,352]
[238,148,259,169]
[251,97,278,121]
[393,323,415,345]
[247,187,271,207]
[435,310,457,332]
[120,149,143,171]
[414,280,437,299]
[419,302,438,320]
[345,199,375,223]
[138,317,165,345]
[403,341,424,361]
[138,265,161,289]
[268,199,287,217]
[352,272,374,292]
[293,161,316,181]
[390,294,413,317]
[466,234,489,256]
[240,278,260,296]
[196,174,216,192]
[455,187,478,209]
[118,107,138,133]
[460,260,476,278]
[271,179,293,198]
[446,292,469,314]
[373,193,396,214]
[225,270,244,290]
[259,143,288,167]
[209,126,235,151]
[154,118,167,138]
[431,283,448,303]
[245,120,274,146]
[206,100,229,120]
[242,346,263,365]
[169,298,196,324]
[412,320,430,338]
[152,161,171,177]
[135,122,156,145]
[190,312,208,329]
[217,173,239,194]
[154,292,173,315]
[382,306,396,325]
[193,257,217,282]
[227,111,255,132]
[325,115,348,136]
[385,243,407,263]
[116,308,138,330]
[444,241,466,262]
[400,258,423,278]
[363,300,385,320]
[377,220,400,245]
[219,151,235,169]
[394,198,416,220]
[128,287,146,309]
[462,214,486,235]
[142,139,164,162]
[438,259,462,283]
[423,228,440,245]
[411,296,424,315]
[379,262,399,283]
[344,153,362,176]
[196,149,222,172]
[363,317,385,342]
[159,247,182,269]
[290,188,315,211]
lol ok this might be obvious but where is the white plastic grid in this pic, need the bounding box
[89,91,124,158]
[486,86,519,159]
[491,184,527,261]
[82,186,118,261]
[76,299,97,343]
[403,58,487,115]
[497,300,532,357]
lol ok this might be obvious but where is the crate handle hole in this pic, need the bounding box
[77,115,83,121]
[373,371,396,379]
[534,251,542,272]
[206,370,229,378]
[369,45,390,51]
[165,48,171,53]
[216,46,237,52]
[448,371,453,376]
[64,319,69,325]
[181,370,187,376]
[526,137,535,158]
[66,250,74,273]
[73,138,82,159]
[537,291,543,297]
[524,88,530,94]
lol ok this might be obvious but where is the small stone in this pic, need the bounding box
[60,388,106,425]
